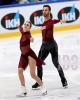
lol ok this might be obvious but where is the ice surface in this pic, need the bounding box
[0,29,80,100]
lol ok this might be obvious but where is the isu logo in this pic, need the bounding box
[58,5,79,23]
[1,11,24,30]
[30,10,44,26]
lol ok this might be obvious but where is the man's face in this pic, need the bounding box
[42,7,50,17]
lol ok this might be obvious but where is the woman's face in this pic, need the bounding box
[23,22,31,32]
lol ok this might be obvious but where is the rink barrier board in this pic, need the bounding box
[0,24,80,39]
[0,1,80,39]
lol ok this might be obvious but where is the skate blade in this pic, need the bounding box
[16,94,27,97]
[42,91,47,96]
[32,87,41,90]
[63,85,68,89]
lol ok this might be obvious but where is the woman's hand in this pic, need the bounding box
[16,24,20,28]
[60,20,66,24]
[30,37,34,43]
[41,26,46,30]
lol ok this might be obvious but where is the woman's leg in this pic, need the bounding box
[18,54,28,87]
[18,68,25,86]
[28,56,47,95]
[28,56,43,86]
[17,67,27,96]
[17,54,28,96]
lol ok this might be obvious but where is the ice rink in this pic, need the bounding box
[0,29,80,100]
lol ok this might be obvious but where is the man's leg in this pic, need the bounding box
[32,46,49,89]
[50,41,68,87]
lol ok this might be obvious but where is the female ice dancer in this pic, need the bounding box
[17,21,47,97]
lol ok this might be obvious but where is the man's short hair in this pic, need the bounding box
[43,5,51,11]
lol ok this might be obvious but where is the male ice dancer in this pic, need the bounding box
[32,5,68,89]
